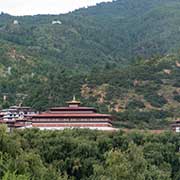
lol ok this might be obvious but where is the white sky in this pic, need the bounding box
[0,0,112,16]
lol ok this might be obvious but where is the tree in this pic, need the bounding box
[2,171,29,180]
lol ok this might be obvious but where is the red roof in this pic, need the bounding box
[0,120,16,123]
[50,107,96,111]
[31,113,111,118]
[14,123,25,127]
[32,123,112,127]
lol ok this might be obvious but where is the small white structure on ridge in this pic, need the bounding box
[13,20,19,25]
[52,20,62,25]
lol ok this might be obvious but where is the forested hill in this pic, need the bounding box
[1,0,180,69]
[0,0,180,129]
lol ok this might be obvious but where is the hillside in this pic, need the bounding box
[1,0,180,69]
[81,55,180,129]
[0,0,179,129]
[0,45,179,129]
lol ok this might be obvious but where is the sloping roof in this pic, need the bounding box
[31,113,111,118]
[50,107,96,111]
[51,106,95,110]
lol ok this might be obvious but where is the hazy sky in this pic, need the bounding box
[1,0,112,16]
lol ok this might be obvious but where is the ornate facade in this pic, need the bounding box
[28,97,115,130]
[0,97,115,131]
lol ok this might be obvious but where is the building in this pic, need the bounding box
[0,106,35,131]
[0,106,35,121]
[171,119,180,132]
[0,98,115,131]
[13,20,19,25]
[52,20,62,25]
[27,97,115,130]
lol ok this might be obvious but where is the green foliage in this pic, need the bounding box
[173,94,180,102]
[2,171,29,180]
[126,100,145,109]
[0,3,179,178]
[0,0,179,129]
[93,143,149,180]
[1,0,180,69]
[144,93,167,108]
[0,128,179,180]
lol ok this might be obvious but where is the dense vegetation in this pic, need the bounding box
[0,126,179,180]
[0,0,179,129]
[0,44,179,128]
[2,0,180,69]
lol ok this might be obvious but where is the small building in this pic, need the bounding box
[13,20,19,25]
[52,20,62,25]
[27,97,115,131]
[0,106,35,131]
[0,106,35,121]
[171,119,180,132]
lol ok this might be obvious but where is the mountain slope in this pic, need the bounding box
[0,0,179,129]
[1,0,180,69]
[81,55,180,129]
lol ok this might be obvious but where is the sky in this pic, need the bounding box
[0,0,112,16]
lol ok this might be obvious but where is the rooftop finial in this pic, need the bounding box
[67,96,81,107]
[73,95,76,101]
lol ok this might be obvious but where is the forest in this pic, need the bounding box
[0,126,179,180]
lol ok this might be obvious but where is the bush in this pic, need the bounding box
[126,100,145,109]
[144,93,167,108]
[173,95,180,102]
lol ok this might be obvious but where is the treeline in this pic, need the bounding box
[0,126,179,180]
